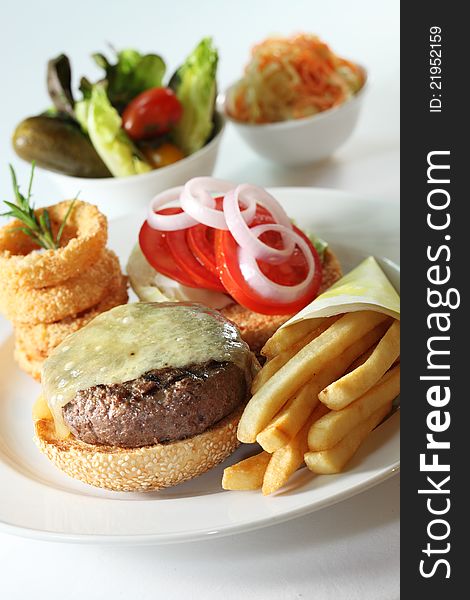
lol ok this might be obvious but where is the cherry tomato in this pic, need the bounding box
[139,208,197,287]
[123,88,183,140]
[141,143,185,168]
[215,209,322,315]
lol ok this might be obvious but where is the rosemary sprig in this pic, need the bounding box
[1,162,76,250]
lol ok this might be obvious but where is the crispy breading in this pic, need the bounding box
[0,200,107,288]
[1,249,122,324]
[15,275,128,360]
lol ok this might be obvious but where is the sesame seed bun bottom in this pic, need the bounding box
[34,407,243,492]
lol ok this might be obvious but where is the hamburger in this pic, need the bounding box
[34,302,257,492]
[127,178,342,355]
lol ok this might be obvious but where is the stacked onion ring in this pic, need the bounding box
[0,200,128,380]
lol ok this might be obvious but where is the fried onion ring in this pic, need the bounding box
[0,249,122,324]
[0,200,107,289]
[15,275,128,358]
[14,336,43,382]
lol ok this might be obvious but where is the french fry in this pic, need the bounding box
[222,451,271,491]
[304,402,393,474]
[252,316,340,394]
[255,324,388,452]
[320,320,400,410]
[238,311,389,443]
[308,365,400,451]
[262,404,329,495]
[261,317,329,359]
[251,353,293,396]
[256,379,321,452]
[345,344,377,373]
[347,341,400,374]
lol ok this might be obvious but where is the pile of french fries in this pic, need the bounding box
[222,311,400,495]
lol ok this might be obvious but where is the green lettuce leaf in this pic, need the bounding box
[93,49,166,111]
[169,38,218,155]
[290,220,329,263]
[307,233,328,262]
[77,84,151,177]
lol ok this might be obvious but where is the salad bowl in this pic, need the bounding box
[221,34,368,166]
[12,39,223,220]
[45,112,225,219]
[222,80,367,166]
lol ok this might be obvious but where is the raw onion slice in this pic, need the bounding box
[238,224,315,302]
[224,185,295,264]
[181,177,256,230]
[147,187,197,231]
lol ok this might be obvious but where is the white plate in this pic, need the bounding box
[0,188,399,545]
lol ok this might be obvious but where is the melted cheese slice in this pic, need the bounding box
[42,302,253,438]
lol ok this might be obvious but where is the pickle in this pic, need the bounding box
[12,116,111,178]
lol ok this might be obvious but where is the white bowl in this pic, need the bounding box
[222,75,367,166]
[44,112,225,219]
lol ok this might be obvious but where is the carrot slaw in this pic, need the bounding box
[226,34,365,124]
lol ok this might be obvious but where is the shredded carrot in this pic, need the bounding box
[227,34,365,124]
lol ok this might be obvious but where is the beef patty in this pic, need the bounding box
[62,361,247,448]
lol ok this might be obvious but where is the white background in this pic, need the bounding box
[0,0,399,598]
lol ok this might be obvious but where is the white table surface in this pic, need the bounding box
[0,0,399,598]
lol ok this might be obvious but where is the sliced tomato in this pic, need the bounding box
[214,243,282,314]
[140,207,225,292]
[185,196,225,278]
[166,228,225,292]
[140,200,322,312]
[215,221,322,315]
[186,224,219,277]
[139,208,198,287]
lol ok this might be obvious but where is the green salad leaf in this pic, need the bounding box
[74,98,90,133]
[79,76,93,100]
[76,84,151,177]
[290,220,329,263]
[169,37,218,155]
[308,233,329,262]
[93,49,166,111]
[47,54,75,117]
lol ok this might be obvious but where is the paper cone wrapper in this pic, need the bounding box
[281,256,400,331]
